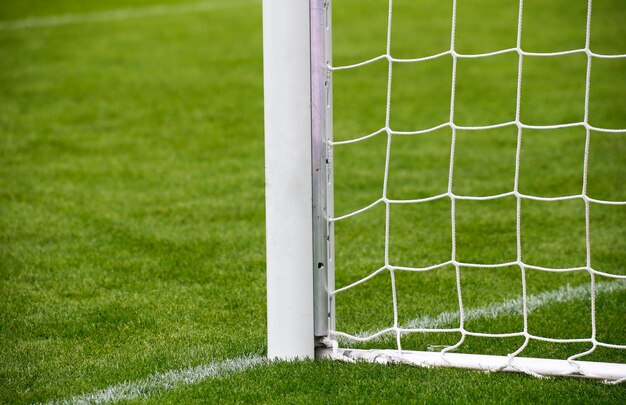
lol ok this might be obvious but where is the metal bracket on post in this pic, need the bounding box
[311,0,333,352]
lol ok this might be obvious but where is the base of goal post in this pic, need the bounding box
[316,347,626,381]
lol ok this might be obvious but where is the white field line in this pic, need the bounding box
[47,355,267,405]
[346,280,626,340]
[0,0,259,30]
[50,280,625,404]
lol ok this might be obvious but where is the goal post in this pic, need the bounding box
[263,0,331,359]
[264,0,626,382]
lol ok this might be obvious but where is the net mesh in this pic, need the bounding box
[326,0,626,379]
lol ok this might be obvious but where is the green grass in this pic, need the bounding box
[1,0,625,403]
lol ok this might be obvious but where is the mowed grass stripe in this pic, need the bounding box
[0,2,266,403]
[0,0,259,30]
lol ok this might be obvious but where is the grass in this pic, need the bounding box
[0,0,625,403]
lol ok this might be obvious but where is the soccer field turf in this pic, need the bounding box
[1,0,625,403]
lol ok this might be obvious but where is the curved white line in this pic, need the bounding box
[0,0,259,30]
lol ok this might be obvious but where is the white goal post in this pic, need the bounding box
[263,0,626,382]
[263,0,332,360]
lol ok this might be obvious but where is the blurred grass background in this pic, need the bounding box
[0,0,624,403]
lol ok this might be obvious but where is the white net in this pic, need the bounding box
[326,0,626,380]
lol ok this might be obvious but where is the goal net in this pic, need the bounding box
[263,0,626,382]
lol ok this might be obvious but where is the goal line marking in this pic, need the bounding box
[49,280,624,404]
[47,355,268,405]
[0,0,259,31]
[335,280,626,341]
